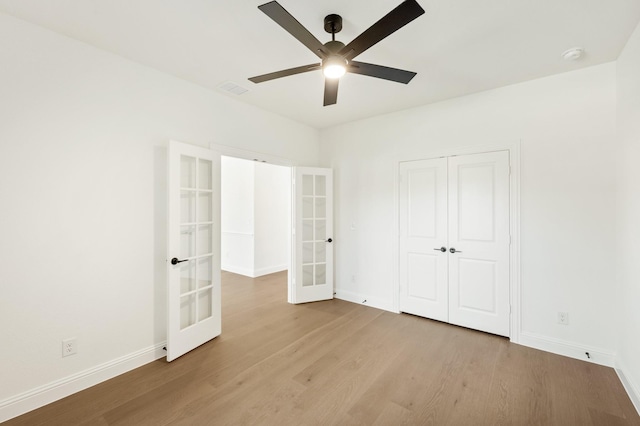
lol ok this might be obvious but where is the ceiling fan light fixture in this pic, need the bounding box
[323,56,347,79]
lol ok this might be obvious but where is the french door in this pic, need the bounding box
[399,151,510,337]
[167,141,221,361]
[289,167,334,304]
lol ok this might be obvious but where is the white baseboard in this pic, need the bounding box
[616,360,640,416]
[334,288,395,313]
[518,331,615,367]
[221,264,254,277]
[0,342,166,423]
[254,264,288,277]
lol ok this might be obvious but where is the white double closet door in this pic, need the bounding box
[399,151,510,337]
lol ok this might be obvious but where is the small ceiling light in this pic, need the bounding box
[323,56,347,79]
[561,47,584,61]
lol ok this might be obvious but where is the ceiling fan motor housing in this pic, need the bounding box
[324,40,346,53]
[324,14,342,34]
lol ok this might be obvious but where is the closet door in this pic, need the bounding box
[448,151,510,337]
[398,151,511,337]
[399,158,448,322]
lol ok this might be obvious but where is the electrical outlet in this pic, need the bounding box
[62,338,77,357]
[557,312,569,325]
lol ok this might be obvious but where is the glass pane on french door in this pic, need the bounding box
[168,141,220,362]
[291,166,333,304]
[301,174,327,286]
[178,155,215,330]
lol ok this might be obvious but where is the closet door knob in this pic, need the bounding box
[326,238,333,243]
[433,247,446,252]
[170,258,188,265]
[449,248,462,254]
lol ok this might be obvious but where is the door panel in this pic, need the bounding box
[290,167,333,303]
[167,141,221,361]
[399,159,448,322]
[457,164,496,241]
[407,253,438,301]
[448,151,510,336]
[457,258,496,313]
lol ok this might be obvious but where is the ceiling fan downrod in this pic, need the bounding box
[324,13,342,42]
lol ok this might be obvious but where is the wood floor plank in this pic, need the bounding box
[102,370,216,425]
[168,303,384,425]
[4,271,639,426]
[589,407,634,426]
[371,401,415,425]
[483,342,556,425]
[432,330,506,425]
[346,315,453,424]
[291,313,415,425]
[545,352,619,425]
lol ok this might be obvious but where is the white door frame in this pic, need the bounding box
[210,143,297,168]
[393,141,521,343]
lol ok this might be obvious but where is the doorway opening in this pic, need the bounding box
[220,155,291,294]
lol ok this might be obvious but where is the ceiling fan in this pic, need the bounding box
[248,0,425,106]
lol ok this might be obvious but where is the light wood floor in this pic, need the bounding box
[6,271,639,425]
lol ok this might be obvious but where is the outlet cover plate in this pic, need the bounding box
[558,312,569,325]
[62,338,77,357]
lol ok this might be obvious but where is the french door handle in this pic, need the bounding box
[170,257,188,265]
[326,238,333,243]
[449,248,462,253]
[433,247,446,252]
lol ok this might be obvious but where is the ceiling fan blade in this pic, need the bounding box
[338,0,425,62]
[258,1,329,59]
[324,78,339,106]
[348,61,416,84]
[249,63,321,83]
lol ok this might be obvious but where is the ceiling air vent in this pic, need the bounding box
[217,81,248,95]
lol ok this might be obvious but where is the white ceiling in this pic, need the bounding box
[1,0,639,129]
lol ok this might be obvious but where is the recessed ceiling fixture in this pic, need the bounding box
[248,0,425,106]
[561,47,584,61]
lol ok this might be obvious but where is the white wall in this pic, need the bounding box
[616,19,640,411]
[0,12,318,419]
[320,63,618,362]
[221,156,255,276]
[254,161,290,276]
[221,157,290,277]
